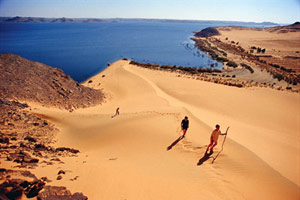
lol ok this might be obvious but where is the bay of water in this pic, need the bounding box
[0,21,266,82]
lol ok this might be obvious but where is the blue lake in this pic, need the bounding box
[0,21,267,82]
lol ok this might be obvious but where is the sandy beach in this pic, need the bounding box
[11,59,297,199]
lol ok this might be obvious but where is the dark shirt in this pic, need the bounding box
[181,119,189,130]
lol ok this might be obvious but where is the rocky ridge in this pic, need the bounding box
[0,53,104,111]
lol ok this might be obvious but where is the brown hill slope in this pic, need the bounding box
[0,54,104,110]
[195,22,300,36]
[266,21,300,33]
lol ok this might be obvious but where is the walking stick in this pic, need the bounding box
[221,127,229,151]
[211,126,229,164]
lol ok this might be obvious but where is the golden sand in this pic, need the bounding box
[25,60,299,199]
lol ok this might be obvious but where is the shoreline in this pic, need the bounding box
[127,59,300,92]
[192,24,300,92]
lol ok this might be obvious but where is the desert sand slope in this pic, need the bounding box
[217,25,300,53]
[215,25,300,72]
[29,60,299,200]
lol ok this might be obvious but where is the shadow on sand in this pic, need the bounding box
[197,150,213,166]
[167,136,184,151]
[211,150,223,164]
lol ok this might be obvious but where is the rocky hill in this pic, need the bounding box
[0,16,108,23]
[195,22,300,38]
[0,54,104,110]
[266,21,300,33]
[194,27,220,37]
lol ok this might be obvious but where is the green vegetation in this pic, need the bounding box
[273,73,284,81]
[129,60,222,75]
[216,57,229,62]
[226,61,238,68]
[241,63,254,73]
[251,46,266,54]
[292,80,297,85]
[257,48,261,53]
[270,63,280,69]
[270,63,294,73]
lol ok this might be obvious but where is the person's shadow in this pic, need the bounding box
[167,135,184,151]
[197,150,213,165]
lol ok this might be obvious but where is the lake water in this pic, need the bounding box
[0,21,267,82]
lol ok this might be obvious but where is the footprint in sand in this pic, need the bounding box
[183,144,193,149]
[70,176,79,181]
[192,146,204,151]
[180,140,204,153]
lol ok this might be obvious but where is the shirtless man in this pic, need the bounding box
[206,124,227,153]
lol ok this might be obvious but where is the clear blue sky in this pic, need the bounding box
[0,0,299,24]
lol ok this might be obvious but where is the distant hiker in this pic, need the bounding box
[206,124,227,153]
[111,107,120,118]
[181,116,189,138]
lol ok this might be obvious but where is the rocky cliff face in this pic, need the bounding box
[0,54,104,110]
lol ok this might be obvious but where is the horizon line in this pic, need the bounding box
[0,16,290,25]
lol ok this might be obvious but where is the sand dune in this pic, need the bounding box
[28,60,299,199]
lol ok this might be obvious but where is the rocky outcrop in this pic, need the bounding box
[38,186,87,200]
[0,54,104,110]
[0,99,87,198]
[194,27,220,38]
[0,169,87,200]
